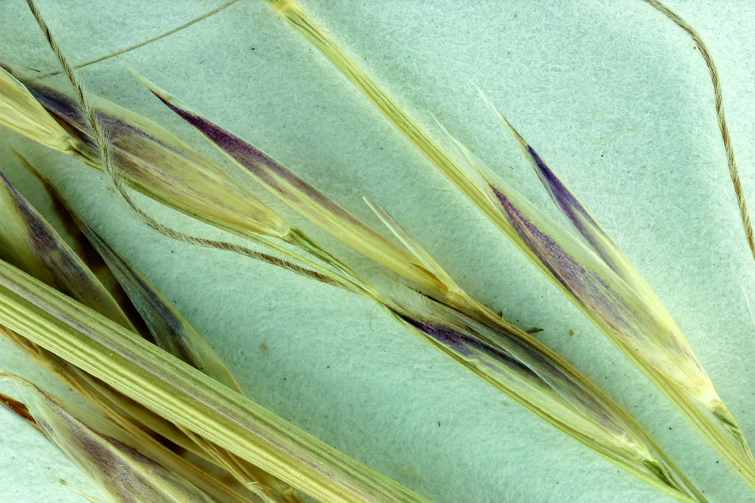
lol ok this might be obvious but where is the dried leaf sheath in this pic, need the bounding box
[0,259,435,503]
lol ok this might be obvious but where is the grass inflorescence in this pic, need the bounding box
[1,1,754,503]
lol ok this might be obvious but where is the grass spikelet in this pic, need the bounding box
[447,112,718,405]
[20,160,153,338]
[3,62,372,296]
[371,288,706,503]
[11,0,374,297]
[7,65,292,241]
[126,72,447,296]
[262,0,755,490]
[16,0,343,295]
[120,71,528,336]
[0,157,134,331]
[470,99,755,470]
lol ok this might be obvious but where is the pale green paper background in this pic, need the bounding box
[1,1,754,502]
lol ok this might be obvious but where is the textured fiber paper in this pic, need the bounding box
[1,1,754,502]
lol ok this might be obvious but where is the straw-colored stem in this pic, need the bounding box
[0,258,434,503]
[641,0,755,267]
[40,0,241,78]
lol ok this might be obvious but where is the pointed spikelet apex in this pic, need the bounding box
[0,65,79,156]
[127,69,447,295]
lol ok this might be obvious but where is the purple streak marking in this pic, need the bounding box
[525,145,622,269]
[152,93,369,231]
[26,81,191,162]
[395,307,623,432]
[392,309,535,377]
[0,170,88,298]
[491,185,638,336]
[526,146,595,228]
[41,394,222,503]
